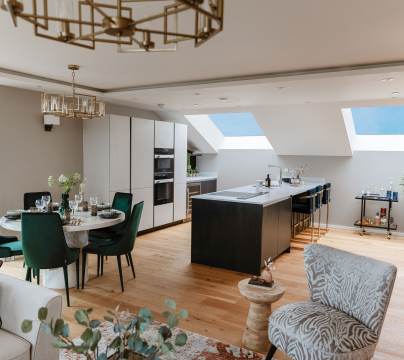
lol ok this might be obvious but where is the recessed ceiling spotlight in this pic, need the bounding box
[381,77,395,82]
[277,86,285,90]
[392,91,401,98]
[218,97,229,102]
[193,104,199,107]
[194,92,201,96]
[157,103,165,108]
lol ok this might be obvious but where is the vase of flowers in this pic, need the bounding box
[48,173,82,215]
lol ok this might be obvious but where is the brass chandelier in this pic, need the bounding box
[1,0,224,52]
[41,65,106,119]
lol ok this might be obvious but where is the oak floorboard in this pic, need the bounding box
[1,223,403,359]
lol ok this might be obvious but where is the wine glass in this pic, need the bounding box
[42,195,51,211]
[75,194,82,212]
[69,200,77,216]
[35,199,43,212]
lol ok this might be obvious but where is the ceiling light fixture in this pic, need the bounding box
[193,103,199,108]
[41,65,105,119]
[218,97,229,102]
[381,77,395,83]
[1,0,224,53]
[392,91,401,98]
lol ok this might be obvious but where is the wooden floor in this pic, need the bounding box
[1,223,403,359]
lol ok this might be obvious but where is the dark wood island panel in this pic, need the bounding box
[191,197,291,275]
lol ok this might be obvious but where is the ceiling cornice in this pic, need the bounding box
[3,59,404,94]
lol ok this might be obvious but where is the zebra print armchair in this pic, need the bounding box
[266,244,397,360]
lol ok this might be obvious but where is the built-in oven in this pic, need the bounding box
[154,178,174,206]
[154,148,174,177]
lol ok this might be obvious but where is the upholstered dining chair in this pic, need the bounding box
[0,235,22,258]
[23,191,52,210]
[21,213,80,307]
[82,201,143,292]
[89,192,133,275]
[266,244,397,360]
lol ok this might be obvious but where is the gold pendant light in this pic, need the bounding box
[1,0,224,52]
[41,65,105,119]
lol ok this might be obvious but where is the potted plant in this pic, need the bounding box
[48,173,83,214]
[21,299,188,360]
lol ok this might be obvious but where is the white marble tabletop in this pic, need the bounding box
[0,210,125,234]
[193,181,327,207]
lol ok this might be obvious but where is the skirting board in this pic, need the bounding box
[323,222,404,238]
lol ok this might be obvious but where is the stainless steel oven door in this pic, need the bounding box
[154,179,174,206]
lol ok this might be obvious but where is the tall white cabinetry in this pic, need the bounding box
[131,118,154,231]
[83,116,187,232]
[174,123,187,222]
[109,115,131,202]
[83,116,110,203]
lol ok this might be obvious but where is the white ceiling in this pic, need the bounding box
[2,0,404,90]
[3,1,404,156]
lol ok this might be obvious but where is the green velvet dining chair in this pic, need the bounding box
[23,191,52,210]
[89,192,133,275]
[0,235,23,258]
[21,212,80,307]
[82,201,144,292]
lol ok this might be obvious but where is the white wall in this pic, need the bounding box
[197,149,404,231]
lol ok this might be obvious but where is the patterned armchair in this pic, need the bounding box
[266,244,397,360]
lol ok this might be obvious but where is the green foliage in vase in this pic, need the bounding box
[48,173,83,194]
[21,299,188,360]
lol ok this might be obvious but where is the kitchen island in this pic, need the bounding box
[191,181,326,275]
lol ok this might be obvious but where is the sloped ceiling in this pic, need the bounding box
[253,104,353,156]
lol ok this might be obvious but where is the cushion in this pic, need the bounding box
[269,302,378,360]
[0,329,31,360]
[0,241,23,253]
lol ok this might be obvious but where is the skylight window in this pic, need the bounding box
[352,106,404,135]
[209,112,264,137]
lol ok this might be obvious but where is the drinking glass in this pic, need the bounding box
[75,194,82,212]
[42,195,51,211]
[69,200,77,215]
[35,199,43,212]
[89,196,98,216]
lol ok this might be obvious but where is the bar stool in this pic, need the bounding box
[292,188,317,243]
[314,185,324,240]
[322,183,331,232]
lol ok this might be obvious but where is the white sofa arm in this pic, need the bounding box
[0,273,62,360]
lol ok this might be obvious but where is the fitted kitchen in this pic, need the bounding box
[83,114,332,277]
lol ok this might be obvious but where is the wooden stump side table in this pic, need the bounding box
[238,278,285,354]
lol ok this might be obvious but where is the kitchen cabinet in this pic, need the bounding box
[83,116,110,203]
[155,121,174,149]
[131,118,154,189]
[201,179,217,194]
[174,123,187,221]
[132,187,154,231]
[154,203,174,227]
[109,115,131,192]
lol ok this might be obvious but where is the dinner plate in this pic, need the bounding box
[99,211,120,219]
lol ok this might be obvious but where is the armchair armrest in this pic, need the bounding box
[0,273,62,360]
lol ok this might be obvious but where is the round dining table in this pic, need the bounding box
[0,210,125,289]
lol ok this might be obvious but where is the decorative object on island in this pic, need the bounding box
[238,278,285,354]
[48,173,83,215]
[21,299,189,360]
[41,65,105,120]
[1,1,224,53]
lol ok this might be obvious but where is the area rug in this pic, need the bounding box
[60,321,265,360]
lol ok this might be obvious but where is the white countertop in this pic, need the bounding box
[193,181,326,207]
[187,175,217,183]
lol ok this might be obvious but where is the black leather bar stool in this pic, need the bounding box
[292,188,318,242]
[322,183,332,231]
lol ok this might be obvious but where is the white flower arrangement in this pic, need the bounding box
[48,173,83,194]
